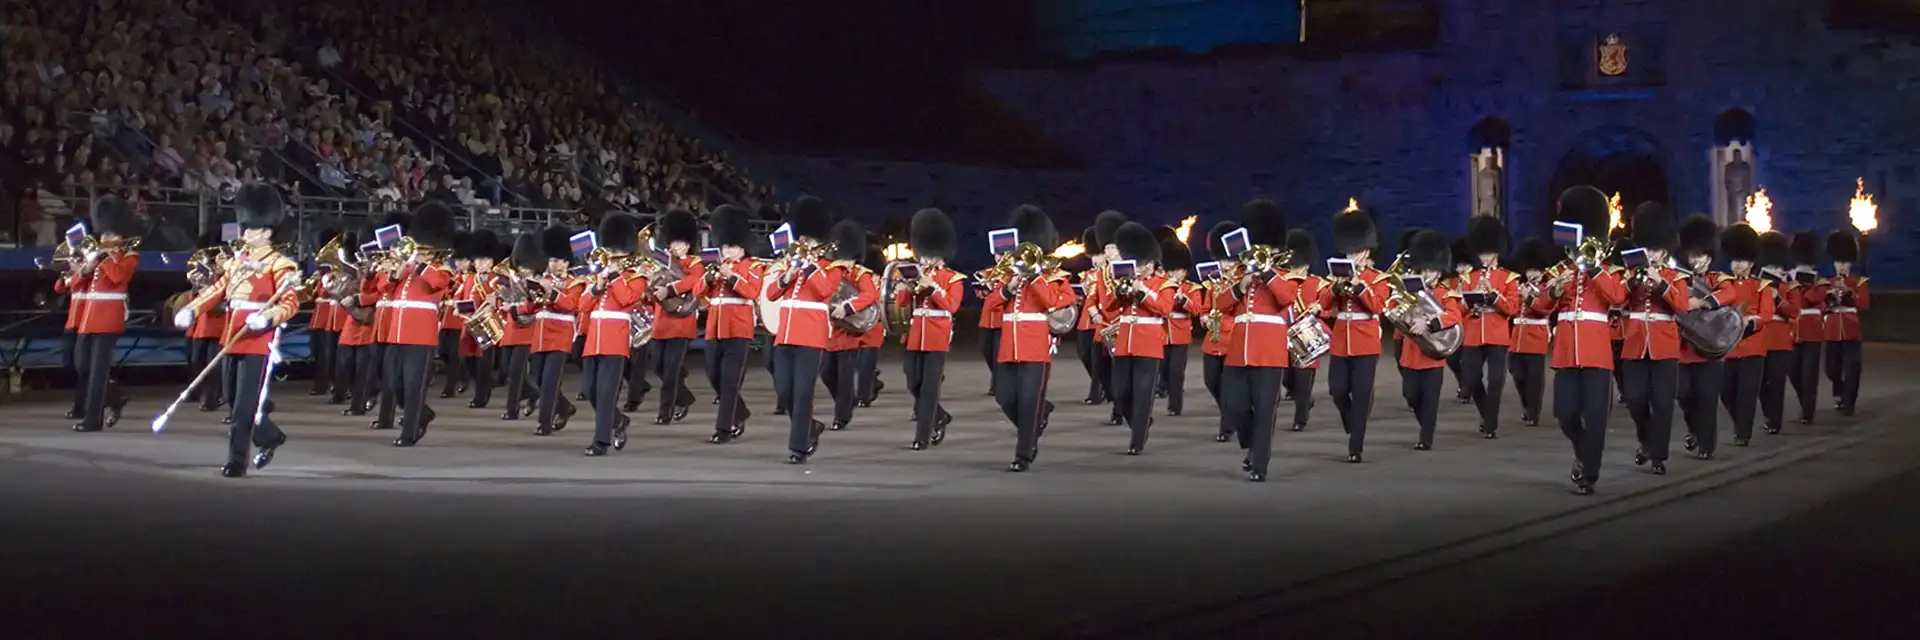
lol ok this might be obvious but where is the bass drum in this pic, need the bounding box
[757,275,783,335]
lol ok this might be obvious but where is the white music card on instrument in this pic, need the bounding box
[1195,261,1221,280]
[1621,247,1649,269]
[569,230,598,258]
[897,263,921,280]
[359,240,381,254]
[375,224,405,249]
[1552,221,1584,248]
[700,247,721,264]
[1222,228,1251,258]
[1071,282,1086,297]
[65,223,87,247]
[455,300,476,315]
[769,224,793,253]
[1327,258,1355,278]
[989,228,1019,255]
[220,222,241,243]
[1401,274,1427,293]
[1110,260,1137,280]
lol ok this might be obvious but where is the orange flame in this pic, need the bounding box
[881,242,913,261]
[1343,197,1361,213]
[1849,177,1878,235]
[1608,192,1624,229]
[1744,187,1773,233]
[1051,241,1086,259]
[1173,215,1198,245]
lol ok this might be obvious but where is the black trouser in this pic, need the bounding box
[1793,342,1822,421]
[1202,353,1225,411]
[1760,349,1791,430]
[1824,338,1842,399]
[1289,367,1317,428]
[625,342,657,405]
[381,344,434,441]
[1720,356,1764,440]
[1399,363,1415,411]
[187,337,225,408]
[707,338,751,434]
[62,331,78,413]
[1611,339,1626,396]
[1093,345,1115,407]
[821,348,860,427]
[1620,358,1677,461]
[1113,355,1160,449]
[356,343,386,412]
[1218,365,1248,438]
[1224,366,1285,472]
[1406,367,1444,446]
[1076,330,1097,399]
[1678,360,1723,454]
[309,329,337,394]
[653,338,692,420]
[767,340,789,413]
[1829,340,1863,411]
[436,328,465,396]
[1555,367,1612,485]
[532,350,576,429]
[997,361,1050,464]
[225,353,286,466]
[1458,345,1509,432]
[774,345,824,455]
[1329,355,1379,456]
[583,354,627,446]
[329,340,358,404]
[468,347,497,407]
[498,345,537,415]
[904,350,949,445]
[1509,352,1546,422]
[980,327,1002,395]
[1445,350,1465,394]
[1161,344,1189,413]
[856,346,880,402]
[74,332,124,429]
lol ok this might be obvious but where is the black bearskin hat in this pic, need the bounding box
[409,201,458,249]
[90,195,139,237]
[1515,237,1557,273]
[709,205,752,249]
[786,196,834,241]
[1406,230,1451,274]
[1285,229,1317,268]
[1205,221,1240,261]
[1079,227,1096,252]
[829,219,867,262]
[510,232,543,267]
[379,212,412,235]
[1093,210,1129,248]
[1630,202,1676,251]
[1011,204,1059,252]
[1331,208,1378,255]
[1678,215,1719,260]
[1555,186,1611,238]
[1721,224,1759,262]
[598,213,641,253]
[1153,225,1178,245]
[1236,199,1287,247]
[1790,232,1821,266]
[1466,215,1507,256]
[1114,222,1161,264]
[659,208,700,248]
[910,208,957,260]
[469,230,501,261]
[1758,231,1790,270]
[1395,227,1420,257]
[234,183,285,230]
[542,226,575,264]
[450,231,474,259]
[1827,230,1860,263]
[318,226,339,247]
[1450,238,1474,269]
[1160,237,1193,272]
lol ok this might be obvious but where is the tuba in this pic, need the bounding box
[1671,268,1743,358]
[1380,254,1463,359]
[830,264,883,335]
[881,258,921,336]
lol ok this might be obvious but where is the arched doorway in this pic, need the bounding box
[1546,127,1672,236]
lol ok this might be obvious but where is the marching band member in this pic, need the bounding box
[437,231,475,399]
[172,184,296,477]
[184,231,230,413]
[699,205,762,443]
[1716,224,1773,448]
[1677,215,1738,460]
[1391,228,1420,412]
[821,220,880,432]
[1221,200,1292,479]
[59,194,138,432]
[1616,204,1688,476]
[1090,210,1128,422]
[1320,206,1388,463]
[1608,227,1633,405]
[1786,232,1828,425]
[900,208,963,450]
[1459,216,1520,438]
[462,231,503,408]
[377,202,458,447]
[979,252,1007,399]
[1281,229,1321,432]
[358,212,409,426]
[992,205,1074,472]
[1823,230,1868,416]
[1394,231,1464,451]
[1756,231,1796,435]
[1444,238,1474,404]
[1508,238,1557,427]
[1072,227,1101,403]
[491,234,541,419]
[646,209,707,425]
[1200,221,1241,441]
[1102,222,1174,455]
[530,226,583,436]
[1159,237,1200,417]
[855,247,889,408]
[768,197,841,463]
[308,228,343,398]
[582,214,647,456]
[333,232,379,414]
[1537,187,1628,495]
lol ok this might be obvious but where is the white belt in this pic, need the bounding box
[1626,312,1674,322]
[1118,316,1164,325]
[1798,308,1823,316]
[230,301,270,311]
[1003,312,1046,322]
[534,311,576,323]
[1831,306,1859,314]
[1513,318,1549,326]
[1236,313,1289,324]
[782,300,830,312]
[73,292,127,301]
[1335,312,1373,321]
[1557,311,1609,323]
[1745,315,1762,323]
[388,300,438,311]
[589,310,633,321]
[316,299,337,306]
[710,297,752,306]
[912,309,951,318]
[1168,312,1189,319]
[375,300,394,308]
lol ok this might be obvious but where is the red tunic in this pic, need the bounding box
[1723,276,1776,360]
[652,255,707,340]
[770,259,842,350]
[187,301,227,341]
[1510,283,1552,357]
[533,276,585,353]
[1224,272,1299,368]
[1165,281,1203,347]
[440,273,471,331]
[990,272,1075,363]
[898,267,965,353]
[1680,273,1742,364]
[191,249,302,357]
[374,263,456,347]
[1396,287,1464,370]
[980,275,1006,331]
[826,267,880,352]
[582,270,646,358]
[1762,279,1796,352]
[1199,283,1236,357]
[1288,275,1326,369]
[1098,275,1175,359]
[699,260,765,341]
[57,253,138,334]
[1459,268,1521,348]
[1823,275,1869,342]
[1617,268,1691,361]
[1532,270,1628,370]
[1316,269,1388,358]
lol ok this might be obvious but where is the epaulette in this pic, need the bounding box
[1043,271,1070,283]
[944,271,966,285]
[1157,279,1179,290]
[1369,272,1392,284]
[1444,289,1463,299]
[1282,272,1309,281]
[1856,276,1870,284]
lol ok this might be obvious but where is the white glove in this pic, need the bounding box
[173,308,195,329]
[245,313,272,332]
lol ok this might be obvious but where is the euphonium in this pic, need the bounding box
[1239,244,1290,275]
[1380,258,1463,359]
[881,259,922,335]
[44,235,100,271]
[971,251,1015,287]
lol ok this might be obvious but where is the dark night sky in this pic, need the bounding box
[535,0,1034,156]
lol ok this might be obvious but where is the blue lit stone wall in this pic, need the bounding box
[1033,0,1301,60]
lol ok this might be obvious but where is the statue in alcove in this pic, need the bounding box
[1473,147,1504,218]
[1724,147,1755,220]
